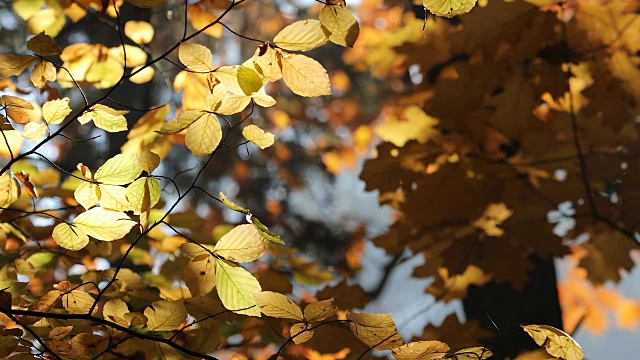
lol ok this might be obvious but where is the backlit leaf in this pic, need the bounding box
[137,150,161,172]
[253,291,303,320]
[0,174,21,208]
[98,184,132,212]
[94,153,142,185]
[242,124,275,149]
[42,97,72,124]
[219,192,250,214]
[274,20,329,52]
[126,177,160,214]
[185,254,216,297]
[30,59,56,88]
[52,223,89,251]
[72,207,136,241]
[279,52,331,97]
[22,122,47,142]
[423,0,477,18]
[178,42,213,72]
[290,322,314,344]
[522,324,584,360]
[390,341,450,360]
[61,290,95,314]
[74,182,100,210]
[214,224,269,262]
[215,259,262,316]
[319,6,360,47]
[103,298,130,326]
[144,299,188,331]
[185,112,222,157]
[124,20,154,44]
[158,110,204,135]
[78,104,129,132]
[253,45,282,82]
[346,312,403,350]
[303,298,337,322]
[20,290,62,325]
[0,54,36,77]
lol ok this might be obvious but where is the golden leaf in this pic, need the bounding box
[274,19,329,52]
[144,299,188,331]
[185,254,216,297]
[253,291,303,320]
[242,124,275,149]
[319,6,360,47]
[346,312,403,350]
[279,52,331,97]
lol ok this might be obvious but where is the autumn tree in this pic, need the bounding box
[0,0,630,359]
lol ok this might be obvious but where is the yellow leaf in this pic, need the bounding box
[42,97,71,124]
[99,184,132,212]
[279,52,331,97]
[126,177,160,214]
[208,84,252,115]
[144,299,188,331]
[0,54,36,77]
[30,59,56,88]
[423,0,477,18]
[78,104,129,132]
[473,203,513,237]
[124,20,154,44]
[129,65,155,84]
[319,6,360,47]
[237,66,264,96]
[185,112,222,157]
[0,174,21,208]
[374,106,439,147]
[22,122,47,142]
[303,298,337,322]
[346,312,403,350]
[137,150,161,172]
[12,0,44,20]
[26,32,61,56]
[180,243,215,258]
[290,322,314,344]
[253,291,303,320]
[522,324,584,360]
[390,341,450,360]
[219,192,250,214]
[178,42,213,72]
[103,298,130,326]
[252,88,277,108]
[27,8,66,37]
[72,207,136,241]
[185,254,216,297]
[242,124,275,149]
[158,110,204,134]
[253,45,282,82]
[274,19,329,52]
[187,4,223,38]
[214,224,269,262]
[61,290,95,314]
[52,223,89,251]
[74,182,100,210]
[95,153,142,185]
[215,259,262,316]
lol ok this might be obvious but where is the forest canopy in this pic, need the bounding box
[0,0,639,359]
